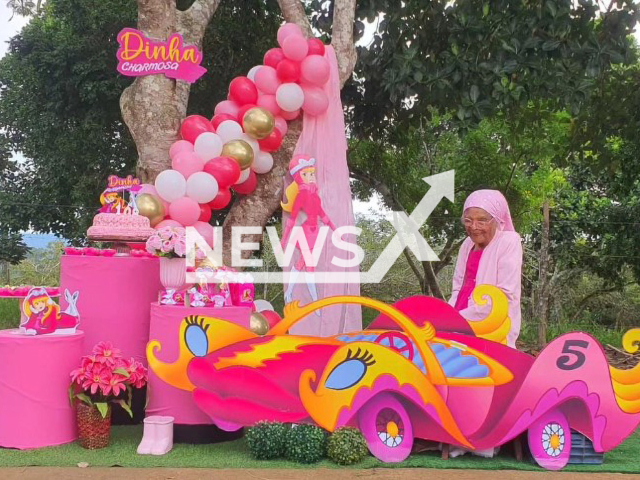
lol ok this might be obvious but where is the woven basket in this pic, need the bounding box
[76,402,111,449]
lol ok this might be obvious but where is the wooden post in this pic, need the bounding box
[537,200,550,348]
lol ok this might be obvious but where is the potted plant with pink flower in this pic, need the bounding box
[146,227,187,301]
[69,341,147,449]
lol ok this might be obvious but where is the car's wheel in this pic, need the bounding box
[358,392,413,463]
[527,409,571,470]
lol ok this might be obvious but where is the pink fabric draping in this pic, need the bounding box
[0,330,84,449]
[59,255,161,363]
[146,303,251,424]
[449,231,523,347]
[283,45,361,336]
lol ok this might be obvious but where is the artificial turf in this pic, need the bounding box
[0,426,638,473]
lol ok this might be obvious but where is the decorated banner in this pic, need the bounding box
[116,28,207,84]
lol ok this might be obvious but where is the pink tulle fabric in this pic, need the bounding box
[283,46,362,336]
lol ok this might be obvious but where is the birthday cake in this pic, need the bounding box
[87,213,155,241]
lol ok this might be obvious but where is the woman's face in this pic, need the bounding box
[300,168,316,184]
[463,207,497,248]
[32,299,46,313]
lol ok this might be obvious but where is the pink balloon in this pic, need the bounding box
[277,23,304,47]
[215,100,240,118]
[302,85,329,116]
[169,140,194,160]
[155,219,182,229]
[256,94,281,117]
[300,55,330,85]
[274,116,288,136]
[280,109,300,120]
[192,221,214,248]
[232,170,258,195]
[172,151,205,179]
[169,196,200,227]
[282,34,309,62]
[254,66,280,95]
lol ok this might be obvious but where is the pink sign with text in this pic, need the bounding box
[116,28,206,84]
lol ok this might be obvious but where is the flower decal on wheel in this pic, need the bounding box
[542,422,565,457]
[377,408,404,448]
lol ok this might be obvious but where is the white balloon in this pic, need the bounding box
[252,151,274,174]
[240,134,260,160]
[254,299,274,312]
[186,171,219,203]
[216,120,244,143]
[247,65,261,82]
[234,168,251,185]
[155,169,187,203]
[275,83,304,112]
[194,132,223,162]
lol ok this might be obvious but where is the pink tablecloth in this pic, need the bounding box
[146,303,251,424]
[0,330,84,449]
[60,255,161,363]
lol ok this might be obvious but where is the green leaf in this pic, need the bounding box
[95,402,109,418]
[114,399,133,418]
[113,368,130,378]
[470,85,480,103]
[68,385,76,407]
[76,393,94,406]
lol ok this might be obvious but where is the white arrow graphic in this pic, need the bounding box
[362,170,455,283]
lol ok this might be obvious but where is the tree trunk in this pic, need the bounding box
[120,0,221,183]
[423,260,444,300]
[536,200,551,348]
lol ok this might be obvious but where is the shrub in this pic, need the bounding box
[245,421,289,459]
[327,427,369,465]
[285,424,327,463]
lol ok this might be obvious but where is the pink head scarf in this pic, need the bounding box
[463,189,515,232]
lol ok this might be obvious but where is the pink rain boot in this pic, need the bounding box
[137,417,156,455]
[150,416,174,455]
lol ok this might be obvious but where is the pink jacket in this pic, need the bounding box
[449,230,523,347]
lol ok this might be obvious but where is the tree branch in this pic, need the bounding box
[403,248,425,293]
[277,0,312,36]
[422,259,444,299]
[180,0,222,45]
[331,0,357,86]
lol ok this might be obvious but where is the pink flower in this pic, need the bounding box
[125,358,148,389]
[92,341,122,366]
[70,365,88,384]
[82,365,111,395]
[102,373,127,397]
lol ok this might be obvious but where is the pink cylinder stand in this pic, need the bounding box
[59,255,161,363]
[0,329,84,449]
[147,303,251,427]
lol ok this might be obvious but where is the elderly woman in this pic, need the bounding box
[449,189,523,348]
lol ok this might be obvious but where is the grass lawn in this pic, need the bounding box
[0,426,638,473]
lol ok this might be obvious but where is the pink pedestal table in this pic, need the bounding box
[59,255,161,362]
[147,303,251,443]
[0,330,84,449]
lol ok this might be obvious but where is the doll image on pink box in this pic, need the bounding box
[230,273,255,307]
[20,287,80,336]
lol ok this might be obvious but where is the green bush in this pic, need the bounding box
[245,421,289,460]
[327,427,369,465]
[285,424,327,464]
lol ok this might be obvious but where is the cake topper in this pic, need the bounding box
[99,175,142,214]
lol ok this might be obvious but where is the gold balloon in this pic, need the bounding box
[222,139,254,170]
[249,311,270,336]
[136,193,165,227]
[242,107,275,140]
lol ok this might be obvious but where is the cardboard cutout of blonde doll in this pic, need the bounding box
[281,155,335,311]
[20,287,81,336]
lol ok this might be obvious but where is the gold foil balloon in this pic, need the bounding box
[222,139,254,170]
[136,193,165,227]
[242,107,275,140]
[249,311,270,336]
